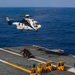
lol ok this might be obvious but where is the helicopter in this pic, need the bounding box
[5,14,41,32]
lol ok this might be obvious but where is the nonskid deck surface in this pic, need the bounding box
[0,45,75,75]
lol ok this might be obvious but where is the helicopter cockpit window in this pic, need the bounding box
[33,23,38,27]
[35,22,39,25]
[32,19,34,21]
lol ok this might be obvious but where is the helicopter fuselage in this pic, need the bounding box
[6,16,41,31]
[13,18,41,31]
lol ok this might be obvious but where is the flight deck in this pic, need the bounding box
[0,45,75,75]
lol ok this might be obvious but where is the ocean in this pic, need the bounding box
[0,7,75,55]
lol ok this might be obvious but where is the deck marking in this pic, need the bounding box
[66,64,73,67]
[0,59,31,73]
[7,48,20,53]
[68,67,75,73]
[0,48,22,56]
[29,58,46,63]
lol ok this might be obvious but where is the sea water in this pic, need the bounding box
[0,7,75,55]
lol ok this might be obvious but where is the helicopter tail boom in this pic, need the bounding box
[5,17,12,25]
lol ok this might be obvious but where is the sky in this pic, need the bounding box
[0,0,75,7]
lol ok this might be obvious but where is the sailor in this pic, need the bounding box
[32,63,36,68]
[20,49,27,57]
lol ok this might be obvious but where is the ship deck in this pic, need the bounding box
[0,45,75,75]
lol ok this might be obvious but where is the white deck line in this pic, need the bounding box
[0,59,7,63]
[7,48,20,53]
[68,67,75,73]
[0,48,22,57]
[29,58,46,63]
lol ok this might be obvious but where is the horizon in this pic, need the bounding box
[0,7,75,8]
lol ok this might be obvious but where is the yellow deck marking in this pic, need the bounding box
[6,62,31,73]
[0,59,31,73]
